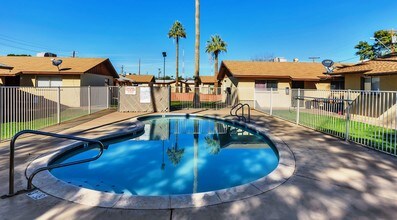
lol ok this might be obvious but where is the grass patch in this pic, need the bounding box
[272,109,396,153]
[1,108,90,140]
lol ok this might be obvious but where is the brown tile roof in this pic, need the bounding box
[218,61,328,81]
[0,56,118,77]
[200,76,217,84]
[333,53,397,75]
[125,74,155,83]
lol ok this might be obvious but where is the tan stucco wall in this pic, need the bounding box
[345,74,361,90]
[19,75,81,87]
[237,79,255,103]
[278,80,291,89]
[62,75,81,87]
[315,82,331,90]
[81,73,114,86]
[380,75,397,91]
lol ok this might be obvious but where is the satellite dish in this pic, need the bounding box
[322,59,335,74]
[51,59,63,67]
[322,59,334,68]
[51,59,63,71]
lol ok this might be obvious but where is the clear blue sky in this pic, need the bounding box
[1,0,397,78]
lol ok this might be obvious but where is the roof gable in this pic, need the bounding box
[334,53,397,75]
[125,74,155,83]
[0,56,118,78]
[218,61,327,81]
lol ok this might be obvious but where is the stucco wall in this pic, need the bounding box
[315,82,331,90]
[62,75,81,86]
[81,73,114,86]
[278,80,291,89]
[380,75,397,91]
[345,74,361,90]
[19,75,81,87]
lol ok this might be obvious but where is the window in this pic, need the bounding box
[362,77,380,91]
[36,76,62,87]
[331,81,345,90]
[255,80,278,90]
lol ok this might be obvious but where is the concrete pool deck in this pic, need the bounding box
[1,109,397,219]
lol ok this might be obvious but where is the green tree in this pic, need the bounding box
[193,0,201,107]
[355,41,375,60]
[355,30,396,60]
[168,21,187,92]
[205,35,227,76]
[7,54,31,57]
[373,30,393,56]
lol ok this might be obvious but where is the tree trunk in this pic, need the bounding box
[176,37,179,93]
[214,52,219,76]
[193,0,200,107]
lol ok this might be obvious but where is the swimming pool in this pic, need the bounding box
[49,115,279,196]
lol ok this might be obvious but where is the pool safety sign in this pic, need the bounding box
[125,87,137,95]
[26,190,48,200]
[140,87,151,103]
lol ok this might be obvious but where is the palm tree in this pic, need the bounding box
[205,35,227,76]
[168,21,186,92]
[193,0,200,107]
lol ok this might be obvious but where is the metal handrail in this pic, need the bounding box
[230,103,251,122]
[2,130,106,198]
[230,103,243,116]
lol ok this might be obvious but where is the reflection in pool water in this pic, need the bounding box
[50,116,279,196]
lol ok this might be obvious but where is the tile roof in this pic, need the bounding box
[0,56,118,77]
[218,61,328,81]
[125,74,155,83]
[333,53,397,75]
[200,76,217,84]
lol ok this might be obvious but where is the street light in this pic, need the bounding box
[370,37,392,52]
[162,52,167,84]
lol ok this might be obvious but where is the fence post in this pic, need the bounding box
[0,87,3,142]
[270,88,273,115]
[57,87,61,124]
[106,86,110,109]
[253,88,256,110]
[88,86,91,115]
[296,88,300,125]
[395,92,397,156]
[345,89,351,141]
[118,86,121,112]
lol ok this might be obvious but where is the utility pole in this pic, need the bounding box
[121,65,124,75]
[309,57,320,63]
[138,59,141,75]
[391,29,396,53]
[72,51,76,58]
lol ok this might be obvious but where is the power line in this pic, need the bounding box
[0,36,50,50]
[0,34,49,49]
[0,42,40,53]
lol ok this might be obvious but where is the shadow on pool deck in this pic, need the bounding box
[1,109,397,219]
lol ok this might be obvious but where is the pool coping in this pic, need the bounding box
[26,113,295,210]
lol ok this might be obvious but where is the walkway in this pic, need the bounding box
[1,109,397,220]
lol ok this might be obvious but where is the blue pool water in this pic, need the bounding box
[50,116,279,196]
